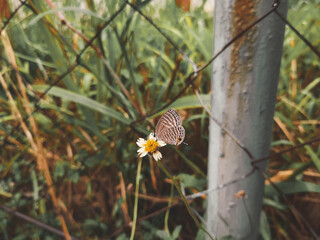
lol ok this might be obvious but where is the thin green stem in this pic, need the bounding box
[164,180,174,235]
[157,161,214,240]
[174,148,206,178]
[130,157,142,240]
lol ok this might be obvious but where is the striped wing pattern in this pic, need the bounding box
[155,109,185,145]
[157,126,185,145]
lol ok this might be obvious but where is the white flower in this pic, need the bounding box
[136,133,166,161]
[152,151,162,161]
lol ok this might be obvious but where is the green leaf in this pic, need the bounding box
[150,94,210,119]
[0,189,12,198]
[84,149,108,168]
[274,112,295,129]
[259,211,272,240]
[15,52,56,68]
[156,230,169,240]
[287,161,313,181]
[264,180,320,196]
[69,171,80,183]
[263,198,287,210]
[169,94,210,110]
[271,140,294,147]
[143,44,175,69]
[115,233,128,240]
[171,225,182,239]
[178,173,206,189]
[220,235,234,240]
[33,113,53,126]
[31,170,40,202]
[304,145,320,172]
[302,77,320,94]
[54,162,66,179]
[32,85,130,124]
[29,7,105,26]
[195,224,206,240]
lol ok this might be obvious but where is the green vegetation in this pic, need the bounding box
[0,0,319,239]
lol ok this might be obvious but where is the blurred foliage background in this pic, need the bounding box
[0,0,319,239]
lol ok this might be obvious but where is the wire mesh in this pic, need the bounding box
[0,0,319,239]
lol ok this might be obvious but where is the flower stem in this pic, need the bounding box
[164,180,174,235]
[157,161,214,240]
[130,157,142,240]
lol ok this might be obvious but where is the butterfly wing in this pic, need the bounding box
[157,126,185,145]
[155,109,182,137]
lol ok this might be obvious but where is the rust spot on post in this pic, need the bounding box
[228,0,258,115]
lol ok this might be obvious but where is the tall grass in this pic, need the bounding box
[0,0,319,239]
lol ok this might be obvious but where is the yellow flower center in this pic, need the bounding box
[144,139,159,153]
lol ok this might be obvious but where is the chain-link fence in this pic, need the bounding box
[0,0,319,239]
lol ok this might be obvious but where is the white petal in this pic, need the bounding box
[136,138,146,147]
[152,151,162,161]
[137,147,145,153]
[157,140,166,147]
[139,151,148,157]
[148,133,156,140]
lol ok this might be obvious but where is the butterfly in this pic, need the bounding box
[155,109,185,145]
